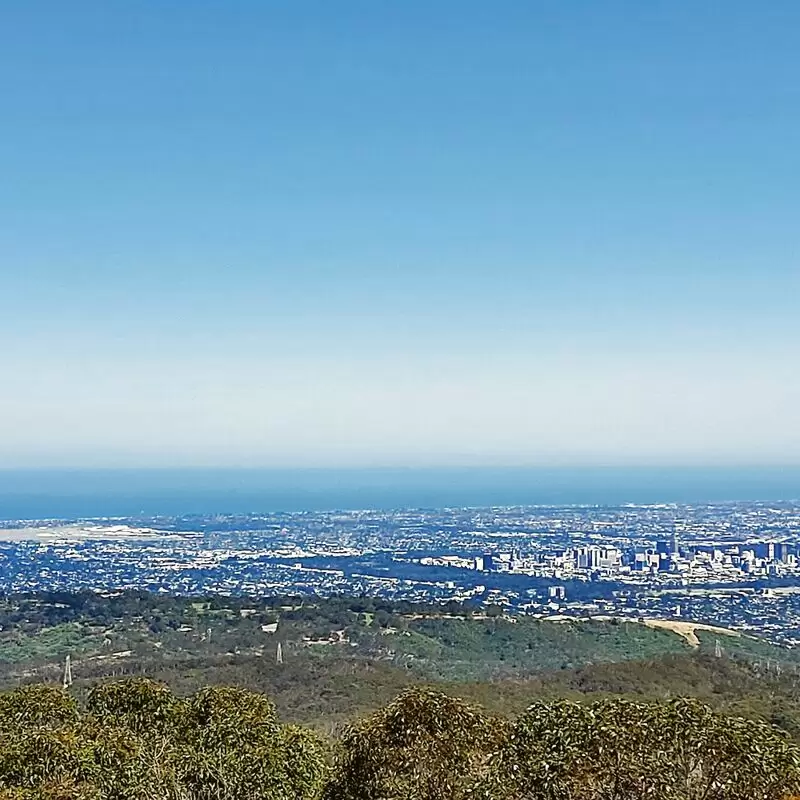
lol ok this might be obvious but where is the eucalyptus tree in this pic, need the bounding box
[0,679,328,800]
[176,685,327,800]
[0,686,79,732]
[324,687,507,800]
[480,697,800,800]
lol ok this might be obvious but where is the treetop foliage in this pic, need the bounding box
[0,680,326,800]
[1,679,799,800]
[325,688,508,800]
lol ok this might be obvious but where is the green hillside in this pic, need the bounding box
[2,591,792,686]
[387,616,696,679]
[3,592,800,735]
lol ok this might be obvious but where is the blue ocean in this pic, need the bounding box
[0,467,799,520]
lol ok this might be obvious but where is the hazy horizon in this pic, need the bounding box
[2,2,799,469]
[1,465,799,519]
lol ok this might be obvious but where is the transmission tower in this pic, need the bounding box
[62,655,73,690]
[276,642,283,664]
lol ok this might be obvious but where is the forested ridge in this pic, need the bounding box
[5,591,800,733]
[5,592,800,797]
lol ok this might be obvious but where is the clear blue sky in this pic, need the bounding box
[1,1,798,468]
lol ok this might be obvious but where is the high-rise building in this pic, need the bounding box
[753,542,791,562]
[634,549,660,571]
[574,546,621,570]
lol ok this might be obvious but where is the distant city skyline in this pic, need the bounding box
[2,2,798,468]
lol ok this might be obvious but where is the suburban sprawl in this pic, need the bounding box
[3,502,800,647]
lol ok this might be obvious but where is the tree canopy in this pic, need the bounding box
[0,681,799,800]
